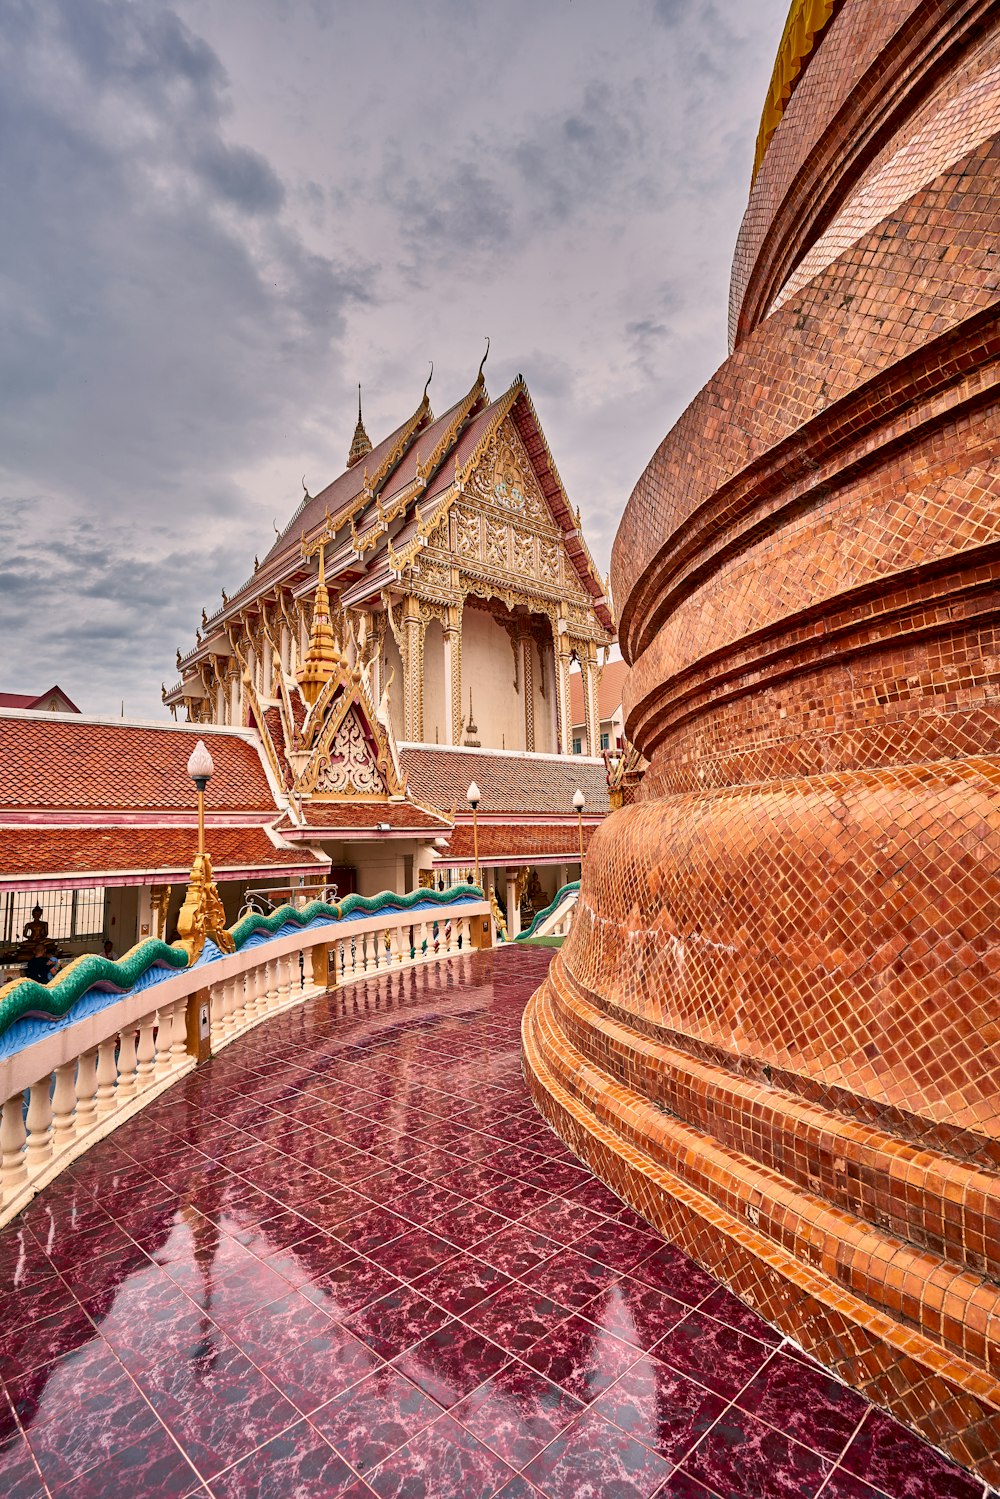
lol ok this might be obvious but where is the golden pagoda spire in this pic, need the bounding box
[347,383,373,469]
[297,544,340,704]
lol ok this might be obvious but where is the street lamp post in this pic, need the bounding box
[573,787,586,870]
[187,740,214,859]
[467,781,481,890]
[177,738,234,964]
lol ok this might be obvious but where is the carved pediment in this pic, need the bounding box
[313,706,388,796]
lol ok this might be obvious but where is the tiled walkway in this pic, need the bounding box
[0,948,989,1498]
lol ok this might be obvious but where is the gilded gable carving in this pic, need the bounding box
[538,537,559,583]
[466,421,550,527]
[511,529,535,575]
[485,518,508,569]
[314,707,387,796]
[453,507,481,559]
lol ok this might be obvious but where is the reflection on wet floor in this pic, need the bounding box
[0,949,986,1498]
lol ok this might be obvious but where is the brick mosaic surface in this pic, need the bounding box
[539,2,1000,1481]
[0,950,985,1498]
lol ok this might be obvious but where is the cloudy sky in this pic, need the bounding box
[0,0,789,716]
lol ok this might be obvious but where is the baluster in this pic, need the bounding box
[0,1093,27,1195]
[136,1013,157,1085]
[169,999,188,1068]
[75,1048,99,1129]
[95,1037,119,1114]
[259,959,273,1015]
[223,974,240,1031]
[302,945,314,991]
[25,1077,54,1173]
[277,954,291,1005]
[387,927,399,967]
[364,933,376,975]
[117,1025,139,1100]
[210,980,225,1037]
[224,974,240,1032]
[51,1061,78,1149]
[153,1009,174,1078]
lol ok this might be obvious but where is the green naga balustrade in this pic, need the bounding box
[514,881,580,942]
[0,884,484,1041]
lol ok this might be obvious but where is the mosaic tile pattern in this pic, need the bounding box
[0,951,983,1497]
[528,3,1000,1483]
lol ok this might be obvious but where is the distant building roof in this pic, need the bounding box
[434,822,596,868]
[0,686,80,714]
[0,710,327,890]
[569,660,629,730]
[0,827,324,892]
[399,743,610,816]
[0,713,276,812]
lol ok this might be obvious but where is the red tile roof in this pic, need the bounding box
[0,687,80,713]
[436,822,596,866]
[278,800,450,834]
[399,746,610,815]
[569,660,630,729]
[0,827,325,889]
[0,717,277,813]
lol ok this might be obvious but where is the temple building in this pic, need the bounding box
[162,358,614,918]
[525,0,1000,1482]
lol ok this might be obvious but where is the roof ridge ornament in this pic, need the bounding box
[423,361,434,401]
[477,336,490,384]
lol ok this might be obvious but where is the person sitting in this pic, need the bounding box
[25,942,50,984]
[102,939,116,961]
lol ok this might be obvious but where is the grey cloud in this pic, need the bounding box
[193,142,286,214]
[1,0,792,715]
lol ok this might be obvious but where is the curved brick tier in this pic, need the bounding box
[524,0,1000,1480]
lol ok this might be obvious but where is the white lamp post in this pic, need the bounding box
[573,787,586,869]
[187,740,214,860]
[467,781,481,889]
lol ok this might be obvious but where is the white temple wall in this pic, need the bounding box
[461,605,525,751]
[383,631,405,735]
[422,619,448,745]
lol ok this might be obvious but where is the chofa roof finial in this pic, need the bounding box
[477,336,490,382]
[423,361,434,401]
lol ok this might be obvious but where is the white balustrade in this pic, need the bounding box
[0,893,489,1227]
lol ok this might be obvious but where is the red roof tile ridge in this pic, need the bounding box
[397,742,605,765]
[0,706,260,738]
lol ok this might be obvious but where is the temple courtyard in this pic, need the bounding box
[0,947,986,1499]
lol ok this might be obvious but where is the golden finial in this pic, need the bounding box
[297,541,339,705]
[302,475,311,501]
[347,383,373,469]
[272,517,281,538]
[423,361,434,401]
[176,648,182,670]
[221,588,229,606]
[201,607,208,628]
[254,555,260,573]
[477,336,490,382]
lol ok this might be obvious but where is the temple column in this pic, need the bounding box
[554,620,573,755]
[519,633,535,752]
[444,606,462,746]
[401,596,424,742]
[583,642,600,756]
[506,871,521,938]
[137,886,154,944]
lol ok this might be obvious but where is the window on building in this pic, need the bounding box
[572,737,582,755]
[2,889,107,945]
[600,731,610,751]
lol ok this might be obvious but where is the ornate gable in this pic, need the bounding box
[411,415,592,610]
